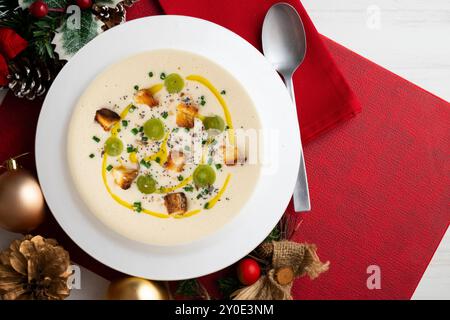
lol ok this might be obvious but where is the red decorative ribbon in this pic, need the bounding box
[0,28,28,86]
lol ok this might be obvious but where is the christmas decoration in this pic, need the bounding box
[0,154,45,233]
[0,0,138,99]
[0,235,71,300]
[172,214,329,300]
[7,55,65,99]
[0,27,28,86]
[29,0,48,18]
[76,0,93,10]
[0,28,28,59]
[229,215,329,300]
[107,277,170,300]
[92,0,138,31]
[237,258,261,285]
[231,241,329,300]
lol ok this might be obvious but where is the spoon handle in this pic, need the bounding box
[285,76,311,212]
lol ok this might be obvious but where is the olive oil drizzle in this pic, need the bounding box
[100,75,233,218]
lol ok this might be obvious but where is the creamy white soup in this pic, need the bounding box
[67,50,261,245]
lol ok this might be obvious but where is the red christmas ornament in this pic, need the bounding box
[29,1,49,18]
[76,0,93,10]
[237,258,261,285]
[0,28,28,59]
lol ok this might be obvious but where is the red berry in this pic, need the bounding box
[237,258,261,285]
[76,0,93,10]
[29,0,48,18]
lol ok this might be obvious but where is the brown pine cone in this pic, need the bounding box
[6,57,65,100]
[0,235,71,300]
[92,0,138,31]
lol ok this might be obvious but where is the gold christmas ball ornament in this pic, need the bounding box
[0,156,45,233]
[107,277,170,300]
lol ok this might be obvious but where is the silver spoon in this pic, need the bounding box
[262,2,311,212]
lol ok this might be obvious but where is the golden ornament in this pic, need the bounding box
[0,155,45,233]
[107,277,170,300]
[0,235,71,300]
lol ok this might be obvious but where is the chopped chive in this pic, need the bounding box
[160,72,166,80]
[121,120,128,127]
[148,71,153,78]
[215,164,222,170]
[220,90,226,95]
[106,164,113,171]
[141,136,148,142]
[133,201,142,213]
[200,100,206,106]
[140,159,150,168]
[155,157,161,163]
[139,126,144,132]
[129,105,137,113]
[177,175,184,181]
[92,136,100,143]
[89,153,95,158]
[161,111,168,119]
[131,128,139,135]
[196,194,203,199]
[183,185,194,192]
[127,145,136,153]
[204,202,210,209]
[202,140,207,145]
[134,85,139,90]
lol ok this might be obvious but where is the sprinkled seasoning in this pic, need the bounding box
[92,136,100,143]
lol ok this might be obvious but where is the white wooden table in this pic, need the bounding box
[0,0,448,300]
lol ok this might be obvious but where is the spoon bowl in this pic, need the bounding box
[262,3,307,76]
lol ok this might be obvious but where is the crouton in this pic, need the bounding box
[165,151,185,172]
[164,193,187,215]
[176,103,198,128]
[112,166,138,190]
[94,108,120,131]
[221,144,240,166]
[134,89,159,107]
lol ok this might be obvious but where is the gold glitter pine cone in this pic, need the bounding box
[0,235,71,300]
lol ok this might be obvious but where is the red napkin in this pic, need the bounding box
[130,0,361,143]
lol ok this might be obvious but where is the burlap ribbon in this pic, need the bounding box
[231,241,329,300]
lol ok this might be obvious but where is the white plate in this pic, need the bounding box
[35,16,300,280]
